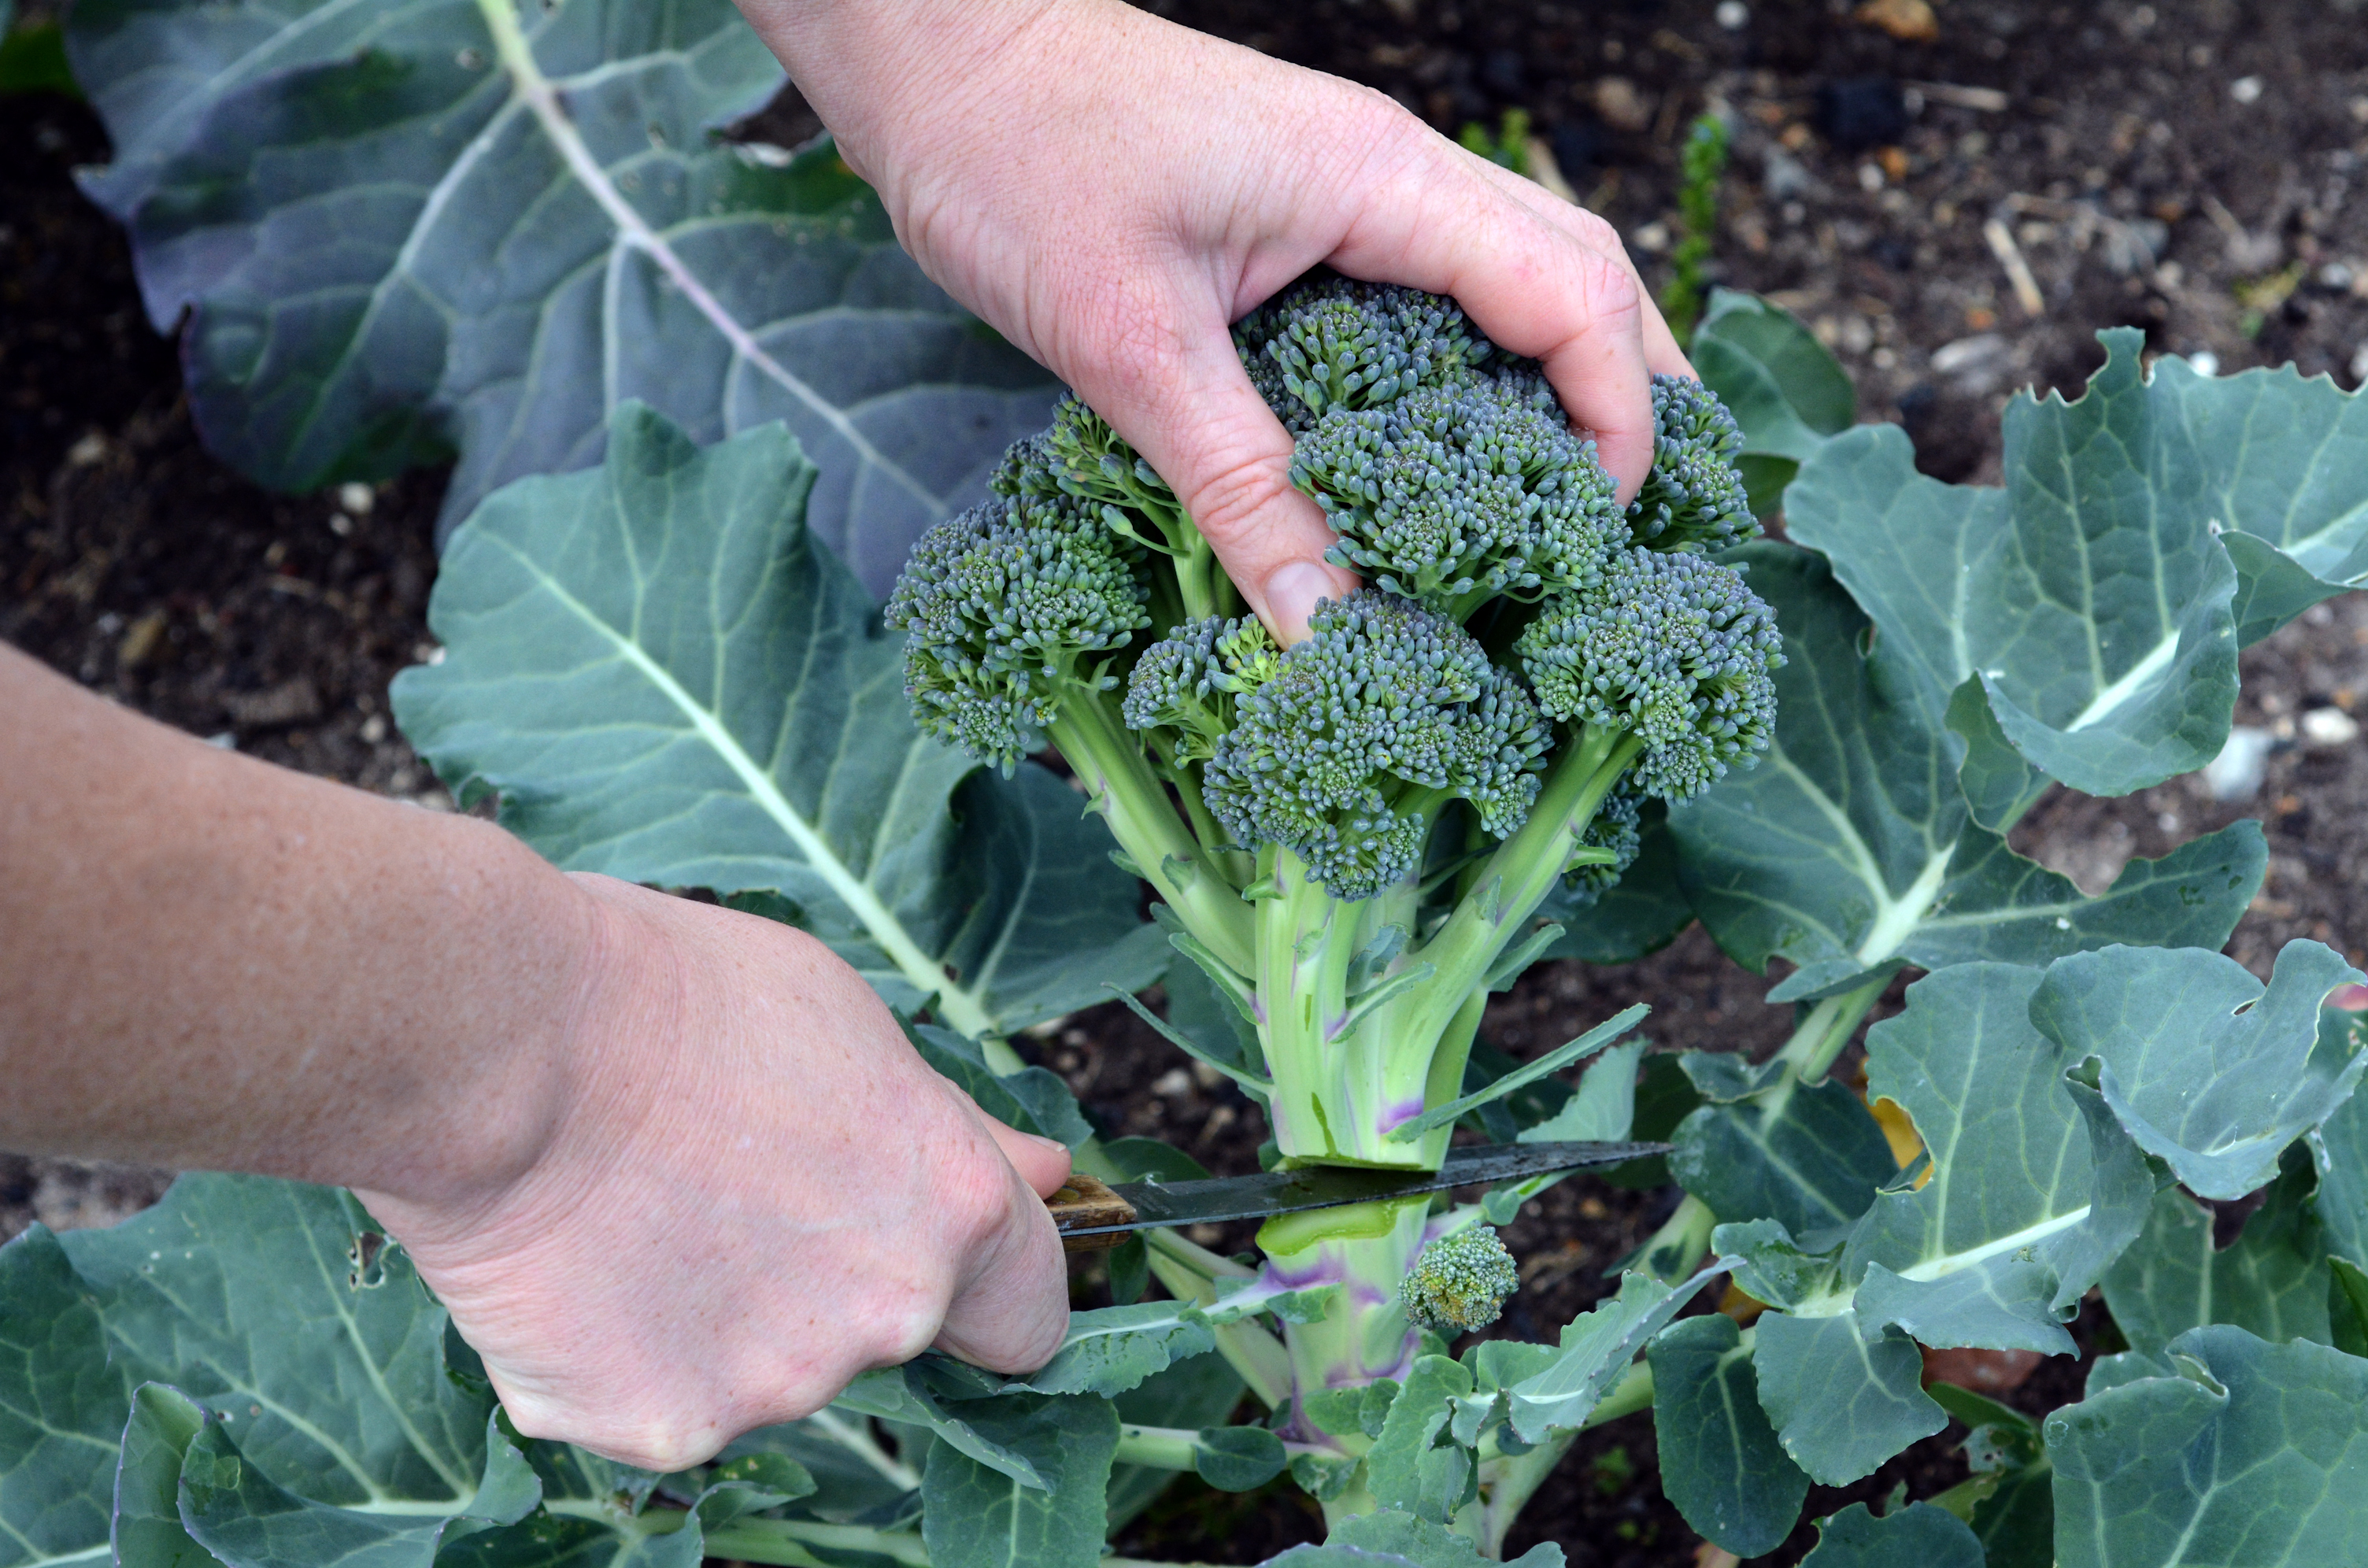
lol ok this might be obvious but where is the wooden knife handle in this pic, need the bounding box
[1045,1171,1138,1253]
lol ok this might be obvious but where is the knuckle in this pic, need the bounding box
[1184,453,1301,547]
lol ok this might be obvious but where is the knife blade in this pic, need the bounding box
[1046,1140,1667,1252]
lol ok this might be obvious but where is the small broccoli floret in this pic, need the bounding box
[1201,592,1549,898]
[1122,615,1282,769]
[1400,1226,1520,1333]
[1626,374,1756,553]
[886,491,1150,771]
[1560,781,1645,906]
[1235,275,1495,430]
[1290,370,1622,611]
[1515,546,1783,801]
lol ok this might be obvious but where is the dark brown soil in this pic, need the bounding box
[6,3,2368,1564]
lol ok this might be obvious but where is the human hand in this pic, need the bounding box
[742,0,1692,641]
[357,875,1072,1472]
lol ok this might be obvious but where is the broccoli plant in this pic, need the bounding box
[9,3,2368,1559]
[878,276,1783,1472]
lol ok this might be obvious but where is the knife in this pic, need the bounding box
[1045,1140,1667,1252]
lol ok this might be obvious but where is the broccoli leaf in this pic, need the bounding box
[1265,1508,1563,1568]
[2046,1326,2368,1567]
[393,405,1164,1038]
[1365,1356,1476,1524]
[67,0,1056,589]
[2030,941,2368,1200]
[1781,331,2364,797]
[1647,1313,1809,1556]
[2312,1055,2368,1270]
[0,1175,598,1568]
[2100,1154,2331,1355]
[1691,289,1856,517]
[1797,1502,1983,1567]
[1750,1307,1945,1486]
[1671,546,2265,1003]
[919,1393,1119,1568]
[1504,1267,1724,1443]
[1838,962,2154,1356]
[1669,1063,1898,1238]
[993,1303,1217,1400]
[111,1385,218,1568]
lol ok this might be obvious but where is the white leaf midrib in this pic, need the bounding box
[475,529,994,1036]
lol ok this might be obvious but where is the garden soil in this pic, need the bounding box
[7,2,2368,1562]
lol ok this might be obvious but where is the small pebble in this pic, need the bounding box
[2300,708,2361,747]
[2188,349,2221,378]
[1715,1,1749,27]
[2229,76,2264,105]
[68,432,107,467]
[1151,1067,1193,1098]
[336,482,376,516]
[2349,343,2368,385]
[2201,726,2272,801]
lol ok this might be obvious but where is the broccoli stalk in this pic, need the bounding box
[887,273,1780,1489]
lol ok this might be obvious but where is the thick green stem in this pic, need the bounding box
[1145,1229,1294,1408]
[1049,697,1254,976]
[1633,1193,1719,1285]
[1776,971,1889,1084]
[1260,1198,1432,1443]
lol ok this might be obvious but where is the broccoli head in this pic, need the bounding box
[1563,781,1647,906]
[885,486,1150,771]
[1400,1226,1521,1333]
[1193,591,1550,898]
[1290,369,1622,611]
[1515,546,1783,801]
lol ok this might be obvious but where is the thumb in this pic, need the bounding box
[1074,309,1354,644]
[979,1114,1073,1199]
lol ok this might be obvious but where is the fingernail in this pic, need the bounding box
[1263,560,1340,645]
[1023,1132,1070,1154]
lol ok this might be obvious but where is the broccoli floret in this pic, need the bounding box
[1515,546,1782,801]
[886,490,1150,771]
[1626,374,1756,553]
[1290,370,1622,612]
[1235,274,1495,430]
[1200,592,1549,898]
[1400,1226,1520,1333]
[1563,781,1646,906]
[1122,614,1282,770]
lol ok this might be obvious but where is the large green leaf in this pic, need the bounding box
[2100,1153,2331,1355]
[1670,546,2263,1004]
[1691,289,1856,517]
[2313,1053,2368,1268]
[2047,1326,2368,1567]
[392,405,1163,1039]
[1646,1313,1807,1555]
[1785,331,2254,797]
[1504,1268,1722,1443]
[1796,1503,1982,1567]
[1669,1053,1897,1238]
[0,1177,491,1568]
[67,0,1057,589]
[1264,1509,1562,1568]
[1840,963,2153,1355]
[1749,1308,1944,1486]
[2030,941,2367,1200]
[918,1394,1117,1568]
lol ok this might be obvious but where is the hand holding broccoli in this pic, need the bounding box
[739,0,1692,640]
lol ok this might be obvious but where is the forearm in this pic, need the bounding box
[0,644,595,1208]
